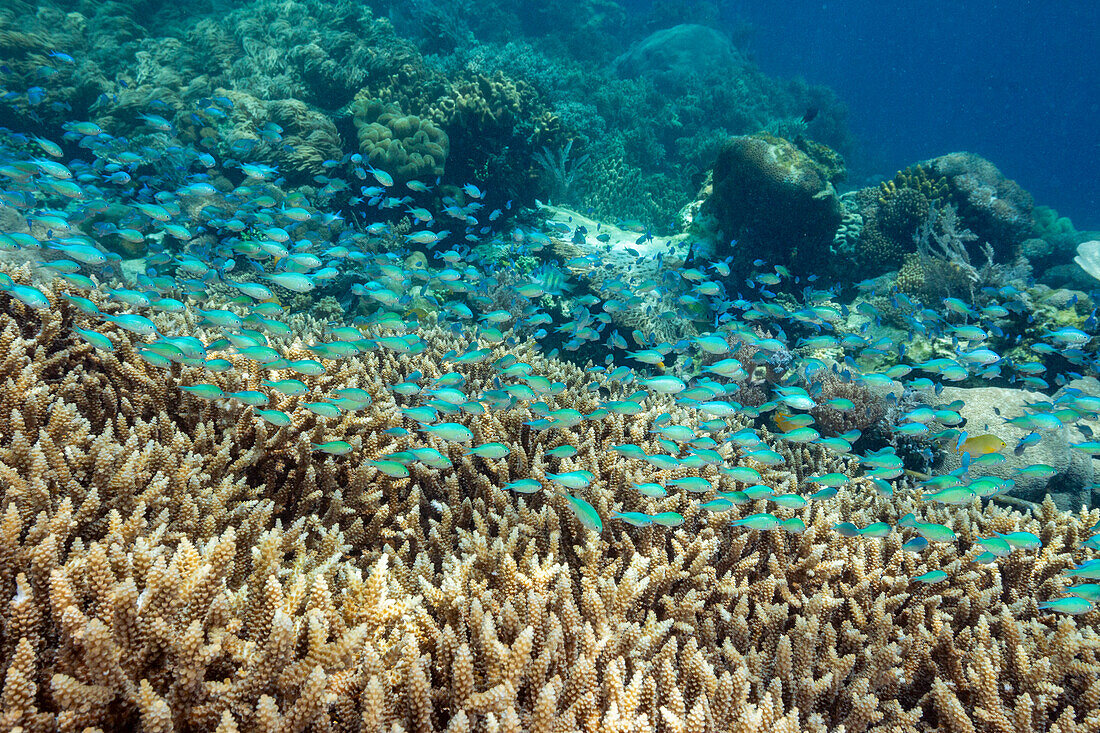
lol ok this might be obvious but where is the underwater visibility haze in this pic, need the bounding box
[0,0,1098,731]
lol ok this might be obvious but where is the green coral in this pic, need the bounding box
[1032,205,1077,239]
[584,146,683,232]
[351,98,449,182]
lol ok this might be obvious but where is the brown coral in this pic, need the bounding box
[0,268,1098,732]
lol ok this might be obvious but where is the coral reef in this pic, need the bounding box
[613,24,741,94]
[924,152,1035,261]
[911,204,1032,304]
[2,267,1099,732]
[195,91,346,184]
[850,156,1036,285]
[852,166,948,277]
[704,133,843,276]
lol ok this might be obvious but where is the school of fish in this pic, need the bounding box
[0,60,1098,617]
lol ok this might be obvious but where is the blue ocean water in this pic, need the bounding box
[722,0,1100,228]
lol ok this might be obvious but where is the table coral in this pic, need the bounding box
[1,271,1099,732]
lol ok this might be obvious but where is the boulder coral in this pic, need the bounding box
[704,133,843,275]
[351,98,449,183]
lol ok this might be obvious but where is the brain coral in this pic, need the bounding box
[352,98,449,182]
[704,133,842,276]
[1,265,1099,732]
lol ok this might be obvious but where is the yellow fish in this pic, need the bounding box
[957,434,1006,457]
[773,407,814,433]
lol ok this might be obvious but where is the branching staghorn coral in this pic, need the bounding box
[0,269,1098,732]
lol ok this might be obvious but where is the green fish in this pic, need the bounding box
[254,409,292,427]
[198,308,243,329]
[668,476,712,493]
[264,272,315,292]
[743,485,774,500]
[835,522,862,538]
[239,346,282,364]
[180,384,226,400]
[370,460,410,478]
[333,387,372,403]
[808,472,849,487]
[1064,583,1100,602]
[73,326,114,351]
[57,272,97,290]
[287,359,326,376]
[814,437,853,454]
[914,522,957,543]
[138,350,173,368]
[721,466,762,483]
[732,513,780,530]
[612,511,653,527]
[1014,464,1056,480]
[103,313,157,336]
[329,397,370,411]
[545,445,578,458]
[639,375,686,394]
[230,391,268,407]
[302,402,342,418]
[653,425,696,442]
[401,407,438,423]
[262,379,308,396]
[5,284,50,309]
[546,471,594,489]
[62,294,100,315]
[778,427,820,443]
[650,511,684,527]
[977,536,1014,557]
[1038,597,1094,615]
[644,455,680,470]
[771,493,807,509]
[411,447,452,469]
[998,531,1041,551]
[633,483,667,498]
[781,517,806,534]
[565,493,602,532]
[204,358,234,374]
[860,522,892,538]
[312,440,353,455]
[744,448,784,465]
[421,422,474,443]
[466,442,510,459]
[914,570,948,583]
[699,498,734,513]
[922,487,977,506]
[504,479,541,493]
[1065,560,1100,579]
